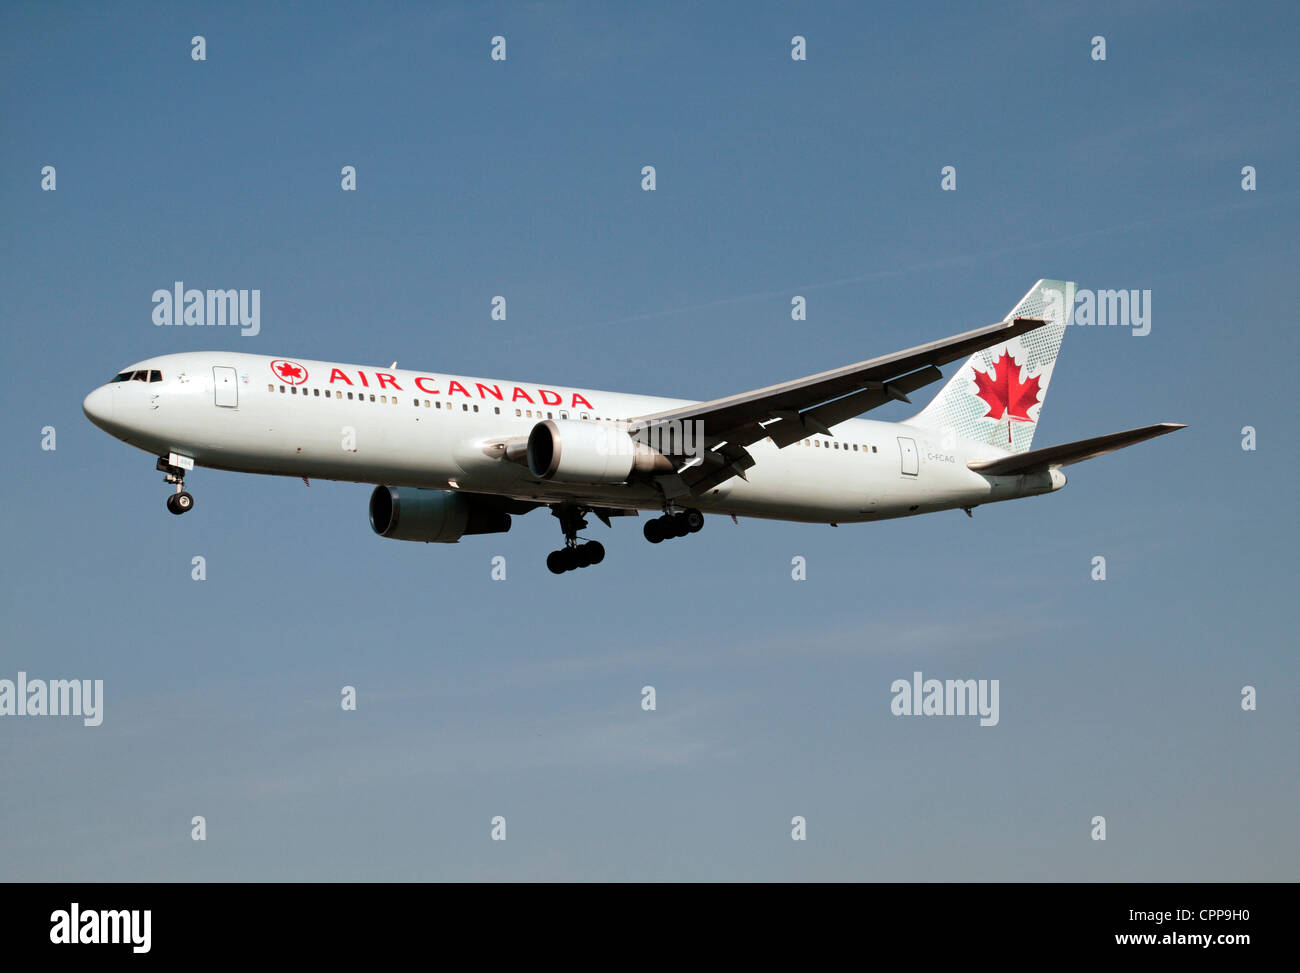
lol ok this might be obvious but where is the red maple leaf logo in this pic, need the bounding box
[972,349,1041,423]
[272,360,307,383]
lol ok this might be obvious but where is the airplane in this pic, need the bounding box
[82,279,1184,574]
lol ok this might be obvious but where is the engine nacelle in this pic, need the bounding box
[369,486,511,543]
[527,419,672,483]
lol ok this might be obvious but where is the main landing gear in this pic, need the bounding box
[547,505,605,574]
[643,508,704,543]
[157,457,195,516]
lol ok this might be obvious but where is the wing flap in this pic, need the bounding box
[764,365,943,448]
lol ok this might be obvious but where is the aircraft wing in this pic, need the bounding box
[628,316,1047,496]
[966,423,1186,476]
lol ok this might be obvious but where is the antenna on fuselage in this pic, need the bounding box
[389,362,397,369]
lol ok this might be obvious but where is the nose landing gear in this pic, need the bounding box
[165,491,194,515]
[157,456,195,515]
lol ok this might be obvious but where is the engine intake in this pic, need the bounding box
[369,486,511,543]
[527,419,672,483]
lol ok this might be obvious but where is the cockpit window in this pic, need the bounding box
[110,370,162,383]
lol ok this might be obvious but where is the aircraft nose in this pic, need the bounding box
[82,385,114,428]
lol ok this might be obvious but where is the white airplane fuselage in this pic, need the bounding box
[82,351,1063,526]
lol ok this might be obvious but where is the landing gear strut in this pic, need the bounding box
[157,457,195,516]
[643,508,704,544]
[546,505,605,574]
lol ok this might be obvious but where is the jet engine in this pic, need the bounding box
[369,486,511,543]
[527,419,672,483]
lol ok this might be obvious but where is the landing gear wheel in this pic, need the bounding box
[667,514,688,538]
[547,505,611,572]
[684,509,704,533]
[167,492,194,515]
[644,519,664,544]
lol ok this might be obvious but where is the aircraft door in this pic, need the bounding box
[213,366,238,407]
[897,437,918,477]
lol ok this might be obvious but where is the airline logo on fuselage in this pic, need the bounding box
[270,360,595,409]
[271,360,308,385]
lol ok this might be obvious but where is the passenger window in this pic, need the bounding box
[581,413,589,420]
[872,446,877,453]
[313,388,320,396]
[347,392,354,400]
[494,407,500,414]
[268,384,274,392]
[424,400,430,408]
[560,411,568,420]
[380,395,387,404]
[369,394,375,402]
[515,409,522,417]
[291,386,297,394]
[546,412,552,419]
[526,410,533,418]
[473,405,479,412]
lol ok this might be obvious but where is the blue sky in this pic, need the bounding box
[1,1,1296,880]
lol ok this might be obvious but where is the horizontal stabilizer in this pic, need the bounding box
[967,422,1186,476]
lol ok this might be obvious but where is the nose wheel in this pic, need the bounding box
[643,509,704,543]
[166,491,194,515]
[157,456,195,515]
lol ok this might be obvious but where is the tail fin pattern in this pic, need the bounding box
[908,279,1074,454]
